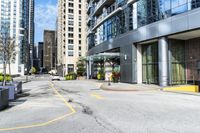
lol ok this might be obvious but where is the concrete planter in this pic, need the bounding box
[0,82,22,101]
[0,86,16,100]
[13,82,22,94]
[0,88,9,110]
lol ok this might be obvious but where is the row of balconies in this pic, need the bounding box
[86,0,136,36]
[87,2,121,31]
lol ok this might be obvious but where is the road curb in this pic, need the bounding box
[100,84,158,92]
[161,90,200,96]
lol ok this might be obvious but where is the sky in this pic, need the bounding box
[35,0,57,44]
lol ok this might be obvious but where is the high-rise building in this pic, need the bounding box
[87,0,200,87]
[33,42,43,70]
[43,30,57,72]
[29,0,35,69]
[0,0,34,75]
[38,42,44,69]
[57,0,87,75]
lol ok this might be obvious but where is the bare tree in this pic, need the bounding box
[0,25,10,86]
[5,38,16,78]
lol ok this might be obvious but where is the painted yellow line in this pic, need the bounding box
[0,82,76,132]
[90,93,104,100]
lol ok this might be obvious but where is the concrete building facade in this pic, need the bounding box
[57,0,87,75]
[87,0,200,87]
[43,30,57,72]
[0,0,34,75]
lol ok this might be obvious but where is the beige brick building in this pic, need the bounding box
[57,0,87,76]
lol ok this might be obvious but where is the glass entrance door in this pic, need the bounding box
[142,43,158,84]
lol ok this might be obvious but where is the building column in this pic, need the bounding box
[158,37,169,87]
[87,56,92,79]
[137,44,142,84]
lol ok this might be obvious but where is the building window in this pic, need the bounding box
[68,15,74,20]
[79,52,82,57]
[68,9,73,13]
[68,27,74,31]
[68,39,74,44]
[68,51,74,56]
[68,33,73,38]
[68,45,74,50]
[68,21,74,26]
[68,3,73,7]
[68,64,74,73]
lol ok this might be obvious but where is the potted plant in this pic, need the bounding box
[76,57,86,79]
[112,70,120,83]
[97,69,105,80]
[65,72,77,80]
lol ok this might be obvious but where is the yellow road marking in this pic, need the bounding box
[90,93,104,100]
[0,82,76,132]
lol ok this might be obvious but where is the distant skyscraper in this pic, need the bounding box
[43,30,57,72]
[38,42,44,68]
[29,0,35,69]
[0,0,34,75]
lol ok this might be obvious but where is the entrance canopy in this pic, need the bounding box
[87,53,120,62]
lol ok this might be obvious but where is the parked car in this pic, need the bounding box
[49,70,57,75]
[52,75,60,81]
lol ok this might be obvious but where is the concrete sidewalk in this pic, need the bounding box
[100,82,161,91]
[13,75,35,83]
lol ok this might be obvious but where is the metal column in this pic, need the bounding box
[158,37,169,87]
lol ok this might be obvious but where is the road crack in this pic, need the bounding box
[70,99,123,133]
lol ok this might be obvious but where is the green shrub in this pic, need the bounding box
[97,69,105,80]
[0,75,11,82]
[65,72,77,80]
[6,76,11,82]
[0,73,3,76]
[0,76,3,82]
[31,67,37,74]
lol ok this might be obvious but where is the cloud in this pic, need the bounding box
[35,0,57,30]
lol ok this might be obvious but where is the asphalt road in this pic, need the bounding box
[1,75,200,133]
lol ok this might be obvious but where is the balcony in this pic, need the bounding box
[87,1,93,14]
[87,15,93,25]
[92,3,122,31]
[93,0,115,16]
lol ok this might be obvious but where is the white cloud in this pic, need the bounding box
[35,1,57,30]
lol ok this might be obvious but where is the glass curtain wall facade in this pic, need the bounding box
[88,0,200,50]
[87,0,133,48]
[137,0,200,28]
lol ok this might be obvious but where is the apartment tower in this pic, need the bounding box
[0,0,34,75]
[57,0,87,75]
[87,0,200,87]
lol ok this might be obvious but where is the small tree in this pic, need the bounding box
[76,57,86,77]
[6,38,16,78]
[0,25,10,86]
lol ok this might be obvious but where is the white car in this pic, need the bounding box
[52,75,60,81]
